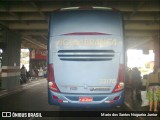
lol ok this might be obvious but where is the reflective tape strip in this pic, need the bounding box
[2,66,20,69]
[0,72,20,77]
[0,66,20,77]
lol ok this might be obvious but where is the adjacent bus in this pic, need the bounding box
[48,7,125,108]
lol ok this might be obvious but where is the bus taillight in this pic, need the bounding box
[48,64,60,92]
[112,82,124,93]
[112,64,124,93]
[118,64,124,82]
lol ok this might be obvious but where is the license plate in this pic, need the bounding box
[79,97,93,102]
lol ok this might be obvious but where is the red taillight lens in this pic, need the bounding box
[48,64,60,92]
[112,82,124,93]
[52,95,63,103]
[58,99,63,103]
[48,64,54,82]
[52,95,58,99]
[118,64,124,82]
[113,96,120,101]
[49,82,60,92]
[112,64,124,93]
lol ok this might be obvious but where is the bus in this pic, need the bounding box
[48,6,125,108]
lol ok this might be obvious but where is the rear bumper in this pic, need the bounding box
[48,90,124,108]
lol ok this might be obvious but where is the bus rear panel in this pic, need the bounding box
[48,7,124,108]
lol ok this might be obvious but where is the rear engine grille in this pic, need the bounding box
[58,50,115,61]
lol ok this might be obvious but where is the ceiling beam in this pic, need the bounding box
[0,14,159,21]
[30,2,48,23]
[125,22,160,30]
[21,43,25,48]
[0,0,158,50]
[125,30,159,37]
[2,3,28,24]
[129,1,145,18]
[0,4,159,12]
[20,31,47,36]
[124,15,160,21]
[0,14,46,21]
[21,41,39,49]
[126,39,153,49]
[22,36,47,49]
[41,35,48,41]
[18,30,159,37]
[6,21,160,30]
[8,22,48,30]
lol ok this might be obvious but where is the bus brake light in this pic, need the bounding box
[112,82,124,93]
[48,64,60,92]
[112,64,124,93]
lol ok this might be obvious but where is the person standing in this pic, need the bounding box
[34,67,38,79]
[131,67,141,100]
[146,65,160,112]
[20,65,27,83]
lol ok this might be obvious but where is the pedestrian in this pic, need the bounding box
[26,70,31,81]
[38,67,44,77]
[146,65,160,112]
[131,67,142,100]
[34,67,38,79]
[20,65,27,83]
[141,74,148,90]
[31,69,36,80]
[128,68,132,87]
[140,74,149,107]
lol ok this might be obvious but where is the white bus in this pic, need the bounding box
[48,6,125,108]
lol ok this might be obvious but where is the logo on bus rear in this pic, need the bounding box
[70,86,77,90]
[90,87,110,91]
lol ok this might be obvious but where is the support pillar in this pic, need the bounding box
[0,28,21,89]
